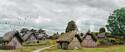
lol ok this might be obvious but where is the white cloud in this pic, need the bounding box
[34,16,51,24]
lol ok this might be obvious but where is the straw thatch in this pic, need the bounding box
[3,31,23,43]
[3,31,16,41]
[57,31,77,42]
[7,37,22,48]
[81,33,97,48]
[68,37,81,49]
[56,31,82,50]
[22,31,37,42]
[3,31,23,49]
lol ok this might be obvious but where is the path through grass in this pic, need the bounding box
[0,39,56,52]
[42,45,125,52]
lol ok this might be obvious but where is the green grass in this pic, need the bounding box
[0,39,56,52]
[1,39,125,52]
[0,50,13,52]
[42,45,125,52]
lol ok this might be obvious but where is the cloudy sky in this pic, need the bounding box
[0,0,125,36]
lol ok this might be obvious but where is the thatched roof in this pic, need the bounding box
[3,31,17,41]
[83,33,97,42]
[68,37,81,49]
[22,31,37,41]
[57,31,77,42]
[3,31,23,43]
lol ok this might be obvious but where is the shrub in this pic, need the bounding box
[99,27,106,33]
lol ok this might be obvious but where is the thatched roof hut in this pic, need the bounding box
[56,31,81,50]
[57,31,77,42]
[81,33,97,48]
[68,37,81,50]
[22,31,37,43]
[3,31,23,49]
[50,32,60,39]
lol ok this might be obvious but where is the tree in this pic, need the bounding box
[99,27,106,33]
[65,20,78,33]
[38,29,46,34]
[30,29,37,33]
[20,28,29,34]
[106,8,125,35]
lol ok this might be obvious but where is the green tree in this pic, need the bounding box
[20,28,29,34]
[65,20,78,33]
[106,8,125,35]
[99,27,106,33]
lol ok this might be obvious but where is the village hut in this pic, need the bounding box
[81,32,97,48]
[97,32,107,39]
[68,36,81,50]
[51,32,60,39]
[37,33,48,40]
[36,29,48,40]
[20,28,29,36]
[3,31,23,49]
[22,31,37,43]
[56,31,81,50]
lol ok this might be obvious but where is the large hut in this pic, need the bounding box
[3,31,23,49]
[56,31,81,50]
[81,32,97,48]
[22,31,37,43]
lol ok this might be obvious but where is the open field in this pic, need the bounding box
[42,45,125,52]
[0,39,56,52]
[0,39,125,52]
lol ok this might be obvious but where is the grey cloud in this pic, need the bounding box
[46,0,118,11]
[0,0,125,36]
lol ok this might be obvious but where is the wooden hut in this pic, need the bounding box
[3,31,23,49]
[56,31,81,50]
[81,33,97,48]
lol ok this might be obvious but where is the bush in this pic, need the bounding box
[0,37,3,44]
[97,39,108,45]
[107,38,124,45]
[0,45,15,50]
[99,27,105,33]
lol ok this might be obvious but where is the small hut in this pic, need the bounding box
[51,32,60,39]
[3,31,23,49]
[81,33,97,48]
[37,33,48,40]
[37,29,48,40]
[68,36,81,49]
[22,31,37,43]
[56,31,81,50]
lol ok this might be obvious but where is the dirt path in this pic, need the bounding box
[32,45,54,52]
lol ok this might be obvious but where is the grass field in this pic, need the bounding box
[42,45,125,52]
[0,39,56,52]
[0,39,125,52]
